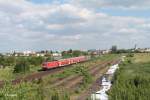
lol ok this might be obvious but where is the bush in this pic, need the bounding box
[0,56,15,67]
[28,57,45,66]
[13,58,30,73]
[127,59,132,64]
[127,53,134,57]
[51,89,70,100]
[0,82,42,100]
[51,92,59,100]
[109,61,150,100]
[75,66,92,87]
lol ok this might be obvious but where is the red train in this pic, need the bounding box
[42,56,90,70]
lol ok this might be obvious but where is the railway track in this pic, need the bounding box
[49,61,106,87]
[60,62,110,88]
[0,59,108,87]
[52,59,120,89]
[0,64,76,87]
[0,58,120,89]
[76,59,121,100]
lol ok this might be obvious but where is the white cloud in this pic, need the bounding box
[47,24,64,30]
[71,0,150,9]
[0,0,150,52]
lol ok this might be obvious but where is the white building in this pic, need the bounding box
[36,53,45,57]
[23,51,36,56]
[52,53,62,60]
[52,53,62,57]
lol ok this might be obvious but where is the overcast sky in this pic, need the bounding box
[0,0,150,52]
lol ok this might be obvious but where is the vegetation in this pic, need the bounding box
[0,56,16,67]
[0,56,46,80]
[109,53,150,100]
[111,45,117,53]
[13,58,30,73]
[0,68,14,80]
[0,54,119,100]
[0,82,70,100]
[27,57,45,66]
[76,66,92,87]
[50,89,70,100]
[61,49,88,58]
[0,82,40,100]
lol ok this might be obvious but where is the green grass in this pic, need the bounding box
[0,65,42,81]
[109,53,150,100]
[0,81,70,100]
[0,67,14,80]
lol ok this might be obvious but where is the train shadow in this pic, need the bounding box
[38,69,44,72]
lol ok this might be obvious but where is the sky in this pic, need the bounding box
[0,0,150,52]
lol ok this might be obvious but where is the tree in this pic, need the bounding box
[28,57,44,66]
[0,56,4,64]
[111,45,117,53]
[61,51,72,58]
[13,58,29,73]
[46,56,53,61]
[5,56,15,66]
[72,50,81,57]
[68,49,73,54]
[0,53,3,57]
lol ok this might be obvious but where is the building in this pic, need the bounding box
[88,49,111,57]
[137,48,150,53]
[23,51,36,56]
[36,53,45,57]
[52,53,62,60]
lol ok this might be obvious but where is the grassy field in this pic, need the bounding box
[0,67,14,80]
[0,65,41,81]
[109,53,150,100]
[133,53,150,63]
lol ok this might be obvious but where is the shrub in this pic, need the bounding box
[75,66,92,87]
[0,82,42,100]
[127,59,132,64]
[127,53,134,57]
[51,92,59,100]
[109,61,150,100]
[51,89,70,100]
[28,57,45,66]
[13,58,29,73]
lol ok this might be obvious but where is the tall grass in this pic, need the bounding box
[0,81,70,100]
[109,55,150,100]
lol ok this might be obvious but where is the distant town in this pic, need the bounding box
[2,47,150,58]
[2,49,111,57]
